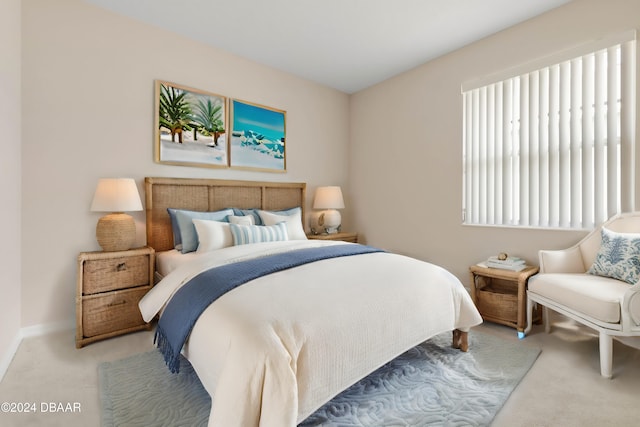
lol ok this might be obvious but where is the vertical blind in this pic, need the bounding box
[463,37,636,229]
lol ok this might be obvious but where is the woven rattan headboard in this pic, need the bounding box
[145,177,306,252]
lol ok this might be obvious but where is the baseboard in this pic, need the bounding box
[20,319,75,339]
[0,320,75,383]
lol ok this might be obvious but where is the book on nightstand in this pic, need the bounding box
[479,255,527,271]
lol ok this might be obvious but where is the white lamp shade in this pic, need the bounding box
[91,178,143,212]
[313,186,345,209]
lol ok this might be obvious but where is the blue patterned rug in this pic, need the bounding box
[99,330,539,426]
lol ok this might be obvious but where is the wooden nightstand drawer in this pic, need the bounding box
[82,286,151,338]
[83,254,150,294]
[76,246,155,348]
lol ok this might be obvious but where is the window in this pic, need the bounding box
[462,34,636,229]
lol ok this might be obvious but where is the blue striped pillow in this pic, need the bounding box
[229,222,289,246]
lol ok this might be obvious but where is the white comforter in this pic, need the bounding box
[139,240,482,427]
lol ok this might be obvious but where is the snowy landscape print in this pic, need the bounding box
[230,99,286,171]
[156,81,228,168]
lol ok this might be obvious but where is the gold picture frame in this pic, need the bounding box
[229,99,286,172]
[154,80,229,168]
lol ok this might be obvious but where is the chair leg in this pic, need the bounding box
[599,331,613,379]
[524,296,534,336]
[543,306,551,333]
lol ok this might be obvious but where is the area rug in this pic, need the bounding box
[99,330,540,427]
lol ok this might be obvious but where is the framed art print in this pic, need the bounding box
[155,80,228,168]
[229,99,286,172]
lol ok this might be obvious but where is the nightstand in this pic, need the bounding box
[469,264,541,337]
[307,231,358,243]
[76,246,155,348]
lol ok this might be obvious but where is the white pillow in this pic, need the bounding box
[258,209,307,240]
[229,222,288,246]
[228,215,255,225]
[192,219,233,253]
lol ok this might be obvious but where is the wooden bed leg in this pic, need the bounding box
[452,329,469,352]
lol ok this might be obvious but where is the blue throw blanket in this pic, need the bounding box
[155,244,384,373]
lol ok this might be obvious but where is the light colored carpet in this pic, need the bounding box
[2,313,639,427]
[99,331,540,427]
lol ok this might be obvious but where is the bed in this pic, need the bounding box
[138,177,483,427]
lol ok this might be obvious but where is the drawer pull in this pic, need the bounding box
[108,300,127,307]
[116,262,127,272]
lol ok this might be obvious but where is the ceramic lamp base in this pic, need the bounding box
[96,212,136,252]
[318,209,341,234]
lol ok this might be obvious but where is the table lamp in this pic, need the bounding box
[90,178,143,251]
[312,186,345,234]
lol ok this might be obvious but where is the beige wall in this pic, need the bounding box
[0,0,22,374]
[19,0,640,331]
[21,0,350,327]
[350,0,640,283]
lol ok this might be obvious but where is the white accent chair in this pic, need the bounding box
[525,212,640,378]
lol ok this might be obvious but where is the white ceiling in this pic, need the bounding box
[85,0,570,93]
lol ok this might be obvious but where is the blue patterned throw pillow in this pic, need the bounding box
[588,227,640,284]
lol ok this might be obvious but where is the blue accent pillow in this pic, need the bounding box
[231,207,300,226]
[229,222,288,246]
[169,208,234,253]
[588,227,640,284]
[167,208,187,250]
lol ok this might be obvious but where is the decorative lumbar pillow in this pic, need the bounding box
[228,215,255,225]
[192,219,234,253]
[173,208,234,253]
[258,209,307,240]
[588,227,640,284]
[229,222,288,246]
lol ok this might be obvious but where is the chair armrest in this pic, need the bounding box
[539,245,586,274]
[622,283,640,330]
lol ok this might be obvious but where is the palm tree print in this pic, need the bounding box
[191,97,225,146]
[158,84,192,143]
